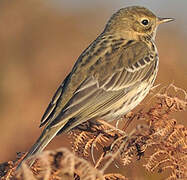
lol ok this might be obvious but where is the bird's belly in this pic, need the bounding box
[102,83,152,121]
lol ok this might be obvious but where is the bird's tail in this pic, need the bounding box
[16,125,63,170]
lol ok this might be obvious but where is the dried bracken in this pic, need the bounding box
[71,123,118,158]
[0,84,186,180]
[143,85,187,180]
[102,173,128,180]
[2,148,105,180]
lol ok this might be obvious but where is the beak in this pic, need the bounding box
[157,17,174,25]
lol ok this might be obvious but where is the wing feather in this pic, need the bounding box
[40,39,157,129]
[40,73,71,127]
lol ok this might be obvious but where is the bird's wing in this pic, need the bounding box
[40,39,158,129]
[39,73,71,127]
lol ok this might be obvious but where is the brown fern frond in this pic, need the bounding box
[99,124,150,171]
[4,148,104,180]
[73,131,93,155]
[0,161,14,180]
[103,173,128,180]
[144,85,187,180]
[145,150,172,172]
[84,138,95,157]
[71,121,120,159]
[168,124,187,147]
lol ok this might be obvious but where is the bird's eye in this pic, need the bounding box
[141,19,149,26]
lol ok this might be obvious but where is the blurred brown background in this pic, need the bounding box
[0,0,186,179]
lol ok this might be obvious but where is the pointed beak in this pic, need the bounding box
[157,17,174,25]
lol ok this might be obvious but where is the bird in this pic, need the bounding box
[17,6,173,169]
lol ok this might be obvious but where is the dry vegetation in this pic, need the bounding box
[0,84,186,180]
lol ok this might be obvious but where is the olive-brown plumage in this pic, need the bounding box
[17,6,173,169]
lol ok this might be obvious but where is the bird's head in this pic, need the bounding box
[105,6,174,40]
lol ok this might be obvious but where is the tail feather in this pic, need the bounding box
[16,125,62,170]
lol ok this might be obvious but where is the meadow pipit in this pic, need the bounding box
[17,6,173,169]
